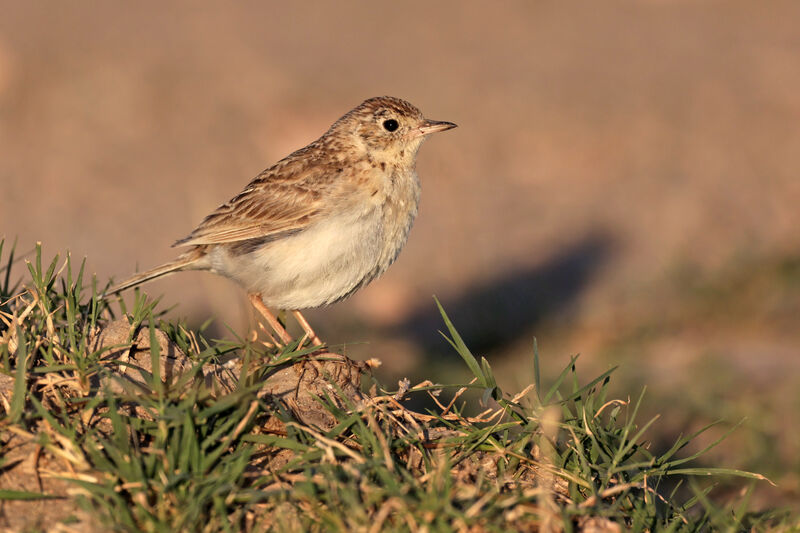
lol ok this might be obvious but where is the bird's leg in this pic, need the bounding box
[291,310,324,347]
[255,321,280,348]
[248,293,293,345]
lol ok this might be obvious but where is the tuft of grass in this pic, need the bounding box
[0,240,795,532]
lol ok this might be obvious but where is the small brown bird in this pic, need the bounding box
[108,96,456,345]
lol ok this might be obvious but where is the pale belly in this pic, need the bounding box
[205,209,392,310]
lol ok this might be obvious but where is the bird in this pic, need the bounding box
[107,96,456,347]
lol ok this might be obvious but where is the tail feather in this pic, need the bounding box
[105,253,202,296]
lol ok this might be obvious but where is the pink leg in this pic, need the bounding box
[292,310,324,347]
[248,293,292,345]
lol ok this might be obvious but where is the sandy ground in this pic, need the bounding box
[1,0,799,505]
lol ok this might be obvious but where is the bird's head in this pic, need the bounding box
[328,96,456,167]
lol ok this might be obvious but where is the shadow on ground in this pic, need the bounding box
[392,232,615,362]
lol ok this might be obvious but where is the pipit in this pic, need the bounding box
[108,96,456,346]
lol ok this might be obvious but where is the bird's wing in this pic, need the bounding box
[173,158,331,247]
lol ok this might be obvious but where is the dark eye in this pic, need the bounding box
[382,119,399,132]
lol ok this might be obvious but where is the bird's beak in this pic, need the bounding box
[413,119,457,138]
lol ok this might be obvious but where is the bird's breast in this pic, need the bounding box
[375,167,421,265]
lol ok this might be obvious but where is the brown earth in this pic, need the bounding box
[1,0,799,509]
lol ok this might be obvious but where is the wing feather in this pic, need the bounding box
[174,155,330,247]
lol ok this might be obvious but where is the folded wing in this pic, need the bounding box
[174,161,329,247]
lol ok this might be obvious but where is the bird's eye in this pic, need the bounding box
[382,119,399,132]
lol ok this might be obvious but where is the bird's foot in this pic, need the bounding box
[292,310,324,348]
[248,294,327,353]
[248,293,293,346]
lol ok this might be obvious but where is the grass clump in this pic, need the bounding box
[0,241,792,532]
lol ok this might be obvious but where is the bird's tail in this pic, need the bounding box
[105,251,204,296]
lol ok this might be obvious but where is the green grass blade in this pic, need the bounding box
[434,296,485,386]
[666,467,773,484]
[0,490,60,500]
[9,323,28,423]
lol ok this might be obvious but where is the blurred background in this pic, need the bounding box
[1,0,798,510]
